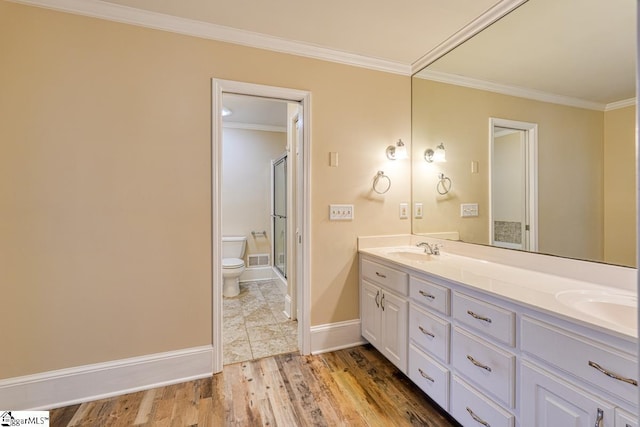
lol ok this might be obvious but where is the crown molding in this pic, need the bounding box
[411,0,527,74]
[605,98,637,111]
[415,69,609,111]
[8,0,411,76]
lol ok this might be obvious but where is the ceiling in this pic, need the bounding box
[421,0,637,107]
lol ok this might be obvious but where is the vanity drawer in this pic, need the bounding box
[521,316,638,405]
[409,276,450,315]
[409,303,450,363]
[452,292,515,346]
[451,375,514,427]
[361,258,408,295]
[452,327,516,408]
[409,344,450,411]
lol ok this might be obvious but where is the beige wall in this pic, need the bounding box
[222,128,286,257]
[412,78,605,261]
[604,105,637,266]
[0,1,410,379]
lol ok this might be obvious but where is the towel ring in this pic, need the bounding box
[437,173,452,195]
[373,171,391,194]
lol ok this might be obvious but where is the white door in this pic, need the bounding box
[361,280,382,347]
[489,118,538,252]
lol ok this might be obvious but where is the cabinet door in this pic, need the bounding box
[521,361,615,427]
[615,408,638,427]
[381,290,408,373]
[361,280,382,348]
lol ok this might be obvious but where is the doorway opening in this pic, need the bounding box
[212,80,311,373]
[489,118,538,251]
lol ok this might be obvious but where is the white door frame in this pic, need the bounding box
[489,117,538,251]
[212,79,311,373]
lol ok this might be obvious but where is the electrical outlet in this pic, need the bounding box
[414,203,423,218]
[399,203,409,219]
[329,204,354,220]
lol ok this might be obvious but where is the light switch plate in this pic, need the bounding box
[399,203,409,219]
[460,203,479,217]
[329,204,354,220]
[414,203,423,218]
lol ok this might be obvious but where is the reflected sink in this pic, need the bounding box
[555,289,637,329]
[386,249,433,262]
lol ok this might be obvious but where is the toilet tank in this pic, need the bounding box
[222,235,247,259]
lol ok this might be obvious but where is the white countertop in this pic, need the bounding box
[360,244,637,341]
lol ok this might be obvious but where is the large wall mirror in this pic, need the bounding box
[412,0,637,267]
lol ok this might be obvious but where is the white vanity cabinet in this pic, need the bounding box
[360,258,408,372]
[521,315,638,427]
[358,250,638,427]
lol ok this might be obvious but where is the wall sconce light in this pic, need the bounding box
[424,143,446,163]
[386,139,408,160]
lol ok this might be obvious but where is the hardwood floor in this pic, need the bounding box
[50,344,460,426]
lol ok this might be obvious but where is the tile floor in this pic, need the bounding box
[223,280,298,365]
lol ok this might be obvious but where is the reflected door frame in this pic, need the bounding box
[489,117,538,251]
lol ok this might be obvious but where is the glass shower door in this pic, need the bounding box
[273,155,287,278]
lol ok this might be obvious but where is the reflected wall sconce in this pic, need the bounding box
[425,143,446,163]
[386,139,408,160]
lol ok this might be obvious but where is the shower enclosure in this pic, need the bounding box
[272,154,287,278]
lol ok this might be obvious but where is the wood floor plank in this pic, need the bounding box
[49,345,460,427]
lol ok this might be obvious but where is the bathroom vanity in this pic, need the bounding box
[359,235,638,427]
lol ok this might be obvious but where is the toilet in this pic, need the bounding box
[222,235,247,297]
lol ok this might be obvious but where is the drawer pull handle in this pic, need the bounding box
[418,368,434,382]
[467,310,492,323]
[418,326,435,338]
[594,408,603,427]
[375,271,387,279]
[467,355,492,372]
[588,361,638,386]
[381,294,385,311]
[375,290,380,308]
[419,290,436,300]
[466,407,490,427]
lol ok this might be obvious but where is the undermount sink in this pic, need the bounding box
[555,289,637,329]
[386,249,432,262]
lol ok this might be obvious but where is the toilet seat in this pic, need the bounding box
[222,257,244,269]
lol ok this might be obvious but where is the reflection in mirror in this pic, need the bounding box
[490,119,537,252]
[411,0,637,267]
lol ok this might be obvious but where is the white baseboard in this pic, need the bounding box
[240,266,273,282]
[0,345,214,410]
[284,294,293,319]
[310,319,366,355]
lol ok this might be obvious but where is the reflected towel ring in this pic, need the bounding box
[373,170,391,194]
[437,173,452,195]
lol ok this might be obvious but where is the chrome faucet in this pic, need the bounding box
[416,242,442,255]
